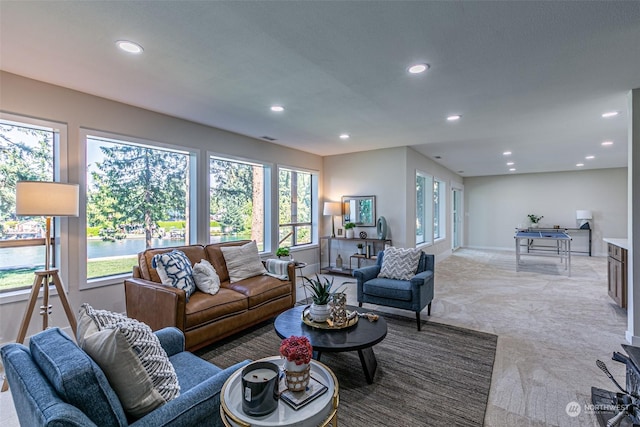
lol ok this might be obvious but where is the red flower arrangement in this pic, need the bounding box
[279,335,313,365]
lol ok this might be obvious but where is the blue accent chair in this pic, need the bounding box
[353,250,435,330]
[0,326,250,427]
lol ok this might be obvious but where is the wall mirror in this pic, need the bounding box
[342,195,376,226]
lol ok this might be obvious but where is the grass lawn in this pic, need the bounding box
[0,256,138,291]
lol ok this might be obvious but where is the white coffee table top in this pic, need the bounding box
[220,356,338,427]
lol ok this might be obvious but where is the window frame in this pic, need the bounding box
[433,177,447,241]
[415,170,434,247]
[277,165,318,249]
[81,128,197,289]
[0,112,70,303]
[208,152,273,254]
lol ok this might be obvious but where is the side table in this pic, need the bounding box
[220,356,339,427]
[294,262,308,300]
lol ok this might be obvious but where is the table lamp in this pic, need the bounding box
[2,181,80,392]
[576,210,592,229]
[323,202,342,238]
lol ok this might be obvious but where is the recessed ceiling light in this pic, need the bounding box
[116,40,144,54]
[576,163,584,167]
[407,63,430,74]
[447,115,461,121]
[602,141,614,146]
[585,155,595,160]
[270,105,284,112]
[509,168,516,172]
[339,133,350,140]
[602,111,619,118]
[506,162,514,166]
[503,151,512,156]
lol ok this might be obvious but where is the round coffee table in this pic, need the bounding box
[220,356,339,427]
[274,305,387,384]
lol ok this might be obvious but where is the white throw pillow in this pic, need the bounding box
[77,303,180,419]
[192,259,221,295]
[378,247,422,281]
[220,241,267,283]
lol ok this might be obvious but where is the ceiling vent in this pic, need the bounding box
[261,136,277,141]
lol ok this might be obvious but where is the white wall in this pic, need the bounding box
[463,168,628,256]
[0,71,323,345]
[323,146,463,262]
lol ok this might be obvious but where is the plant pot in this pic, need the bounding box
[309,303,330,323]
[283,360,310,392]
[346,229,355,239]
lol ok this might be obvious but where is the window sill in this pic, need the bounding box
[82,273,131,290]
[0,285,58,305]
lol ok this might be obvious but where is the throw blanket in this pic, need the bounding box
[265,259,290,280]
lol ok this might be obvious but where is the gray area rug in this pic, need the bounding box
[196,313,497,427]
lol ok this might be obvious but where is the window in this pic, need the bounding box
[433,179,446,240]
[0,117,58,293]
[86,135,192,279]
[209,156,269,250]
[416,171,433,246]
[278,167,314,247]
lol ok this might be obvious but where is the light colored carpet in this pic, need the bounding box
[327,249,627,427]
[0,248,629,426]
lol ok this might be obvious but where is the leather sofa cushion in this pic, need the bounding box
[142,245,206,283]
[185,288,248,329]
[224,275,293,308]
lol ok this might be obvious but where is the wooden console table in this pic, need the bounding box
[320,236,391,276]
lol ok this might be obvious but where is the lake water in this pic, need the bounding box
[0,235,247,269]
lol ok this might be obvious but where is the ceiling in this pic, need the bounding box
[1,1,639,177]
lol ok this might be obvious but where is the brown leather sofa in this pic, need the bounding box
[124,240,296,351]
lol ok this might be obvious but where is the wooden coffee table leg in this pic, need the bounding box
[358,346,378,384]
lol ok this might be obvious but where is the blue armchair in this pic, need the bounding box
[353,250,435,330]
[1,326,249,427]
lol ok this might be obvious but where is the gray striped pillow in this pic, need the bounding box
[378,247,422,280]
[77,304,180,419]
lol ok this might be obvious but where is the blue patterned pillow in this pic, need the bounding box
[152,250,197,300]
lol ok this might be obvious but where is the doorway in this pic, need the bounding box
[452,187,463,251]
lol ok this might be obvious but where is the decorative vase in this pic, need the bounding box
[330,292,347,327]
[283,360,311,392]
[309,303,330,323]
[377,216,388,239]
[346,228,355,239]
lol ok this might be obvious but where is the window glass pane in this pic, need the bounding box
[1,120,54,292]
[416,171,433,246]
[279,168,313,248]
[87,136,190,279]
[434,179,446,240]
[210,157,265,249]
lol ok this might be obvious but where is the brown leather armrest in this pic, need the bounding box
[124,278,186,331]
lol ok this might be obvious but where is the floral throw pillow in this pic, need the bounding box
[152,250,197,300]
[378,247,422,281]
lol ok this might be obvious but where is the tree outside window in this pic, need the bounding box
[279,167,312,247]
[0,120,55,292]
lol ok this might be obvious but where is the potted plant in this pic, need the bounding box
[528,214,543,228]
[357,243,364,255]
[303,274,341,322]
[279,335,313,391]
[276,247,290,259]
[344,222,356,239]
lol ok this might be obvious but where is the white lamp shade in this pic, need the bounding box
[576,210,592,220]
[323,201,342,216]
[16,181,79,217]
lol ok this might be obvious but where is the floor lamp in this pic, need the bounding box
[323,201,342,238]
[2,181,79,392]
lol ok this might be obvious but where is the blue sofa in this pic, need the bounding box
[1,326,249,426]
[353,250,435,330]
